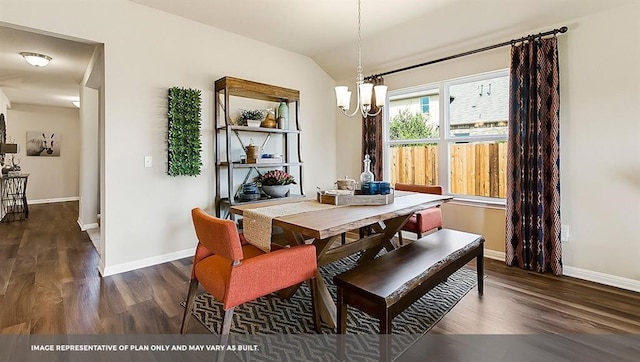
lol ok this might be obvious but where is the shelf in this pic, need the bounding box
[220,195,306,206]
[217,125,300,134]
[218,162,303,168]
[215,77,299,102]
[215,76,304,218]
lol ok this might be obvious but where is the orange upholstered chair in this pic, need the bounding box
[181,208,320,338]
[395,183,444,245]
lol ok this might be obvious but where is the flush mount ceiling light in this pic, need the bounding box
[20,52,52,67]
[335,0,387,118]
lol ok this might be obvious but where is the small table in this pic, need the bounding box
[230,192,452,328]
[1,174,29,222]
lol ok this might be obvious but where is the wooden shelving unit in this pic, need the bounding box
[214,77,304,218]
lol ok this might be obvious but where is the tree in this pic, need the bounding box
[389,108,438,140]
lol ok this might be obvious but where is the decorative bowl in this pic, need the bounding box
[262,185,290,198]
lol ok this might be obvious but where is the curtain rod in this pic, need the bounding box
[368,26,568,80]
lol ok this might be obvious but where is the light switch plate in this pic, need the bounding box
[561,224,570,242]
[144,156,152,168]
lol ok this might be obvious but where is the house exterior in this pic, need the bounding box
[0,0,638,293]
[388,75,509,137]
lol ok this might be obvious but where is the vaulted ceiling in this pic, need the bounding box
[0,0,632,108]
[130,0,629,81]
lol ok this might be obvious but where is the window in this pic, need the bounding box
[385,69,509,200]
[420,96,430,113]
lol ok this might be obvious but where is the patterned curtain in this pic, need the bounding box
[505,36,562,275]
[362,76,384,180]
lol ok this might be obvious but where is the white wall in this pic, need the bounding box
[560,2,640,282]
[0,88,10,221]
[7,104,80,202]
[0,88,9,115]
[0,0,337,274]
[78,86,99,230]
[77,45,102,232]
[337,3,640,284]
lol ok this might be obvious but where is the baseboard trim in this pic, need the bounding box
[98,258,106,277]
[563,266,640,293]
[28,196,79,204]
[482,249,640,293]
[77,219,99,231]
[484,249,505,261]
[100,248,194,277]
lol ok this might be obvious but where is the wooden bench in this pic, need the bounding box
[334,228,484,361]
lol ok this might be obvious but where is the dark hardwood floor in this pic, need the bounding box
[1,202,639,336]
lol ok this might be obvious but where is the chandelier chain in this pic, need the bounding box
[356,0,363,84]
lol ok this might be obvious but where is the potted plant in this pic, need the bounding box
[239,109,266,127]
[256,169,296,198]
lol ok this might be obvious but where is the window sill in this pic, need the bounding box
[447,197,506,210]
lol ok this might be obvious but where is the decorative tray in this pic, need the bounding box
[317,189,394,206]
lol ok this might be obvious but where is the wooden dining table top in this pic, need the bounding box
[230,192,452,240]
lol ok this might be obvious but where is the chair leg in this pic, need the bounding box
[180,279,199,334]
[217,307,235,362]
[221,307,235,335]
[417,231,422,239]
[397,231,404,246]
[309,278,321,333]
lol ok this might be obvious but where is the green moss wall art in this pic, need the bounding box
[167,87,202,176]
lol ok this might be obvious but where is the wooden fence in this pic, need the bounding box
[390,142,507,198]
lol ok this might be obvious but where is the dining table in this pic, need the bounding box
[229,191,453,329]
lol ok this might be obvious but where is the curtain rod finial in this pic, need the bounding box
[559,26,568,33]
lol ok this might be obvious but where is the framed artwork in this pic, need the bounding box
[26,131,61,157]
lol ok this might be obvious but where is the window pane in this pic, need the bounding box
[388,90,439,140]
[449,141,507,198]
[389,144,438,186]
[449,76,508,137]
[420,96,430,113]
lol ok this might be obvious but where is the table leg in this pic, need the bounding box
[284,231,340,328]
[276,282,302,299]
[315,270,337,328]
[358,214,410,263]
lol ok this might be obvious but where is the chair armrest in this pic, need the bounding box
[224,244,317,309]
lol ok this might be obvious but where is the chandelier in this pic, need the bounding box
[335,0,387,118]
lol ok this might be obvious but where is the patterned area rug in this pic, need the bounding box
[186,254,478,361]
